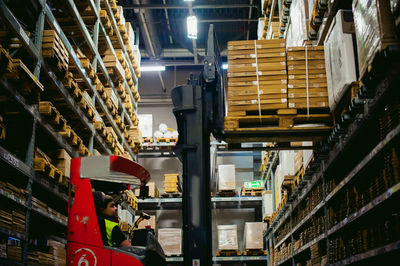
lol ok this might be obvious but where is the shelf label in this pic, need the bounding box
[3,152,19,168]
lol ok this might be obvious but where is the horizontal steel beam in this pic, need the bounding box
[124,4,258,10]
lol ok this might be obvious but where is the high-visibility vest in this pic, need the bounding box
[104,219,119,247]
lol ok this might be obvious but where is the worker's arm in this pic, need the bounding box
[112,226,131,247]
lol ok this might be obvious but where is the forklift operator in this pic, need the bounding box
[93,191,131,248]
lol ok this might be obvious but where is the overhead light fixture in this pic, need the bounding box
[184,0,195,2]
[222,63,228,70]
[187,15,197,39]
[141,66,166,72]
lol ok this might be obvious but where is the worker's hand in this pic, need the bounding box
[120,240,131,247]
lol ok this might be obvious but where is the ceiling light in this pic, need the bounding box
[222,63,228,70]
[141,66,166,72]
[184,0,195,2]
[187,15,197,39]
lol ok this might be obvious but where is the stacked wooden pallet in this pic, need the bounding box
[127,126,142,152]
[28,251,56,266]
[0,47,44,95]
[38,101,68,130]
[226,39,288,116]
[102,51,125,82]
[38,101,91,156]
[7,246,22,262]
[162,174,182,197]
[33,155,64,184]
[287,46,328,109]
[0,181,28,200]
[0,203,25,234]
[42,30,69,74]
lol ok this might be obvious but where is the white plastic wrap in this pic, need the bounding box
[275,165,283,207]
[117,6,125,26]
[218,164,236,191]
[279,151,296,176]
[258,17,265,40]
[302,142,313,170]
[353,0,397,77]
[244,222,264,249]
[154,130,163,139]
[324,10,357,111]
[262,191,273,218]
[158,228,182,256]
[286,0,308,47]
[217,225,238,250]
[159,123,168,133]
[126,22,135,48]
[138,114,153,138]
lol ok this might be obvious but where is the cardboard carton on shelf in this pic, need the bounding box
[217,224,238,251]
[134,182,159,198]
[217,165,236,191]
[324,10,358,111]
[158,228,182,256]
[353,0,398,78]
[244,222,264,250]
[51,149,71,178]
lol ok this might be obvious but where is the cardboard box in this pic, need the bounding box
[294,150,303,174]
[244,222,264,249]
[158,228,182,256]
[324,10,358,111]
[134,182,159,198]
[134,215,156,230]
[52,149,71,178]
[353,0,398,78]
[217,165,236,191]
[217,225,238,250]
[303,142,314,170]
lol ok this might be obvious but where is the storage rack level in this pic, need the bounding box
[137,196,263,210]
[264,46,400,266]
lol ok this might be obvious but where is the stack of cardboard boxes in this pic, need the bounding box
[287,46,328,110]
[227,39,288,116]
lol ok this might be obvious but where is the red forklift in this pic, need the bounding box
[67,155,165,266]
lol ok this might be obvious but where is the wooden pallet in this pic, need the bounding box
[332,81,361,122]
[243,249,267,256]
[241,188,264,197]
[161,192,182,198]
[294,167,305,187]
[143,137,154,143]
[216,250,241,257]
[156,137,178,143]
[38,101,67,130]
[216,190,236,197]
[42,30,69,73]
[225,108,332,131]
[4,58,44,94]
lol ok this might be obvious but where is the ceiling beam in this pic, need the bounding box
[124,4,259,10]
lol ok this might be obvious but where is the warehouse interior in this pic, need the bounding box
[0,0,399,266]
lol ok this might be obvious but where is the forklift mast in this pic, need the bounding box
[171,25,225,266]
